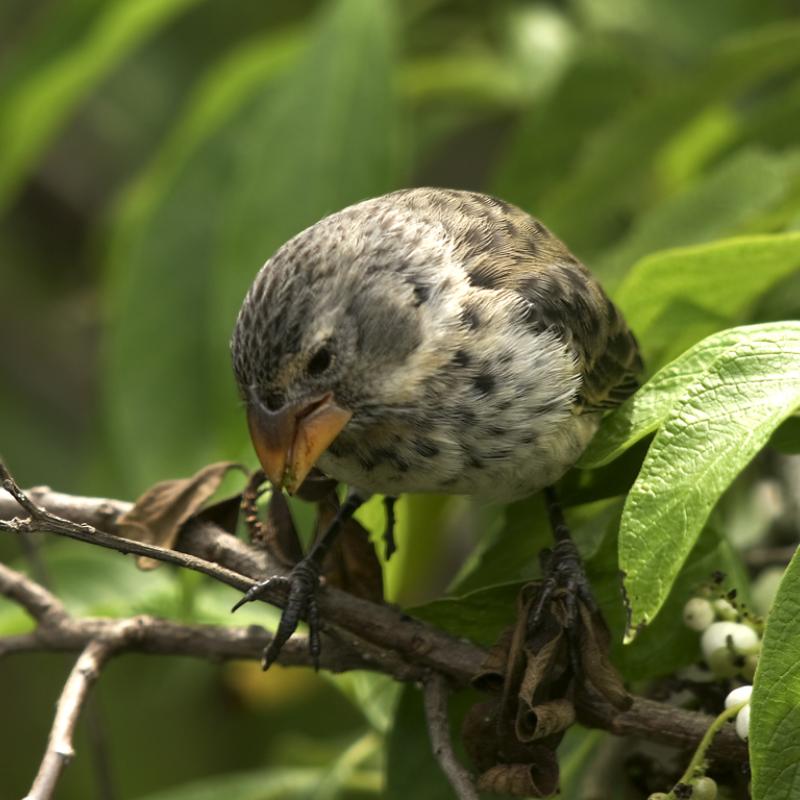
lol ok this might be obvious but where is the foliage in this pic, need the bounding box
[2,0,800,798]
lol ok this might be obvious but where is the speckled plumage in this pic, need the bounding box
[231,188,642,502]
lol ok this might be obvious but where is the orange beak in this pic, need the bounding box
[246,394,352,493]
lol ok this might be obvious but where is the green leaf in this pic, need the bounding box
[619,322,800,636]
[614,233,800,365]
[538,23,800,259]
[0,0,204,210]
[597,148,796,287]
[492,45,644,213]
[447,495,547,596]
[412,582,521,647]
[116,27,306,238]
[751,549,800,800]
[579,323,793,469]
[590,520,749,680]
[105,0,401,491]
[328,671,401,733]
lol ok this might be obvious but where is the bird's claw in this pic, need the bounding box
[232,560,323,671]
[526,538,597,677]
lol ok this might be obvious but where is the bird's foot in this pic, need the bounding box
[527,537,597,677]
[231,558,322,671]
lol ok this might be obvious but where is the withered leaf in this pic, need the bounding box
[472,627,514,693]
[516,698,575,742]
[477,759,559,798]
[196,493,243,535]
[318,496,383,604]
[462,698,562,776]
[117,461,246,570]
[257,490,303,567]
[578,603,633,711]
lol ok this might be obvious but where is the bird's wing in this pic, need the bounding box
[406,189,644,411]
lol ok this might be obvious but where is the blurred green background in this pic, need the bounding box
[2,0,800,797]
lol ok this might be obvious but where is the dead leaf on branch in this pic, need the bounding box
[464,579,631,796]
[117,461,247,569]
[317,494,384,604]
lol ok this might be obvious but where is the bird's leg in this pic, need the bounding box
[231,490,366,671]
[527,486,598,677]
[382,495,398,560]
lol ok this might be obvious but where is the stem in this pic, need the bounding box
[673,700,748,791]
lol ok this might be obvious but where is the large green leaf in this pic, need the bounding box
[619,322,800,636]
[105,0,400,491]
[615,232,800,365]
[751,549,800,800]
[579,323,793,469]
[0,0,205,210]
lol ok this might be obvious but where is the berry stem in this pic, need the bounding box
[669,700,748,795]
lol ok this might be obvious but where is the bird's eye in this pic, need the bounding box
[306,345,332,377]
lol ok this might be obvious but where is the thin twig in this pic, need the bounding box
[0,561,67,624]
[423,674,480,800]
[24,639,117,800]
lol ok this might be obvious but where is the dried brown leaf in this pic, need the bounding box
[578,603,633,711]
[258,491,303,567]
[118,462,246,569]
[195,493,243,535]
[477,756,559,797]
[472,627,514,692]
[318,497,383,603]
[516,698,575,742]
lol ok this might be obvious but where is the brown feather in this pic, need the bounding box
[387,189,643,411]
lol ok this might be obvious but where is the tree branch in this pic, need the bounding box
[0,475,749,765]
[25,639,116,800]
[423,673,480,800]
[0,561,67,625]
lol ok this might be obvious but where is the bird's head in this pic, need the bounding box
[231,201,439,492]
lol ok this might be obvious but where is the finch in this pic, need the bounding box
[230,188,642,668]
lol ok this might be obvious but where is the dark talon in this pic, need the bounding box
[260,559,322,670]
[383,496,398,560]
[233,490,368,671]
[526,487,598,675]
[231,575,289,613]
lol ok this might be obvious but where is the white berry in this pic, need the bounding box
[701,621,759,661]
[683,597,715,631]
[725,685,753,709]
[693,776,718,800]
[713,598,737,621]
[736,703,751,740]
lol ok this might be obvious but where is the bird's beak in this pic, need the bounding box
[246,394,352,493]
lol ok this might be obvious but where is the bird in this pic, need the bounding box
[229,187,642,669]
